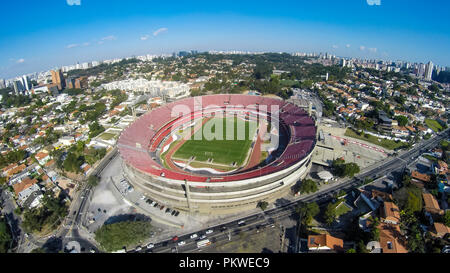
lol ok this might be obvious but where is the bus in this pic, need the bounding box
[197,239,211,248]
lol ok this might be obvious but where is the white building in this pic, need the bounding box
[425,61,434,81]
[101,79,190,99]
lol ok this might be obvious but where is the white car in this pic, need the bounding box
[200,234,207,240]
[178,241,186,246]
[146,243,154,249]
[135,246,142,251]
[190,233,198,239]
[140,195,146,200]
[205,229,213,234]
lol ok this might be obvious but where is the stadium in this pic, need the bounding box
[118,94,317,214]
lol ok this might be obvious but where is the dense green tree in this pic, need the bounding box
[0,219,12,253]
[324,202,336,226]
[296,202,320,227]
[394,115,408,127]
[22,193,68,233]
[95,220,152,252]
[443,211,450,227]
[88,122,105,138]
[299,179,318,194]
[332,159,360,178]
[88,175,100,187]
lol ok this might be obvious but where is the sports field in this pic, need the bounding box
[173,117,257,166]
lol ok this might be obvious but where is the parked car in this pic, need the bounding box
[190,233,198,239]
[174,211,180,216]
[159,205,165,210]
[200,234,207,240]
[135,246,142,251]
[153,203,158,207]
[171,210,177,216]
[146,243,154,249]
[165,208,171,213]
[172,236,179,242]
[205,229,213,234]
[178,241,186,246]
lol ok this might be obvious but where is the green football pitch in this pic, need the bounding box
[173,117,257,166]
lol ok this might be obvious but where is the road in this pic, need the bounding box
[137,128,449,253]
[6,128,445,253]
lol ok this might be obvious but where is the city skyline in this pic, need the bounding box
[1,0,450,79]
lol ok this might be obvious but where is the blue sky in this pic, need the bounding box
[1,0,449,79]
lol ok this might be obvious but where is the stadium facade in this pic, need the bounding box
[118,94,317,214]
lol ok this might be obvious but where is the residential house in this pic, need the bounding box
[381,202,400,225]
[35,151,51,165]
[13,177,38,197]
[307,234,344,252]
[378,223,408,253]
[430,222,450,238]
[422,193,444,216]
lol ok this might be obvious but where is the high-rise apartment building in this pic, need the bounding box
[21,75,31,91]
[425,61,433,81]
[51,69,65,90]
[0,79,5,89]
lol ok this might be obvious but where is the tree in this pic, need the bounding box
[94,220,152,252]
[394,115,408,127]
[405,191,422,213]
[0,219,12,253]
[324,203,336,226]
[443,211,450,227]
[88,175,99,187]
[332,159,360,178]
[88,122,105,138]
[22,193,68,233]
[299,179,318,194]
[346,248,356,253]
[296,202,319,226]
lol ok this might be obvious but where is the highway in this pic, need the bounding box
[24,127,445,253]
[140,128,449,253]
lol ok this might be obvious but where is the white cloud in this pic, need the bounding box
[368,47,378,53]
[153,28,168,37]
[346,44,351,48]
[66,0,81,6]
[366,0,381,6]
[66,44,79,49]
[140,35,150,41]
[101,35,117,41]
[359,46,366,51]
[16,58,25,64]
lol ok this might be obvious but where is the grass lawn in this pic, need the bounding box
[173,117,257,166]
[345,128,408,151]
[98,132,117,140]
[425,119,443,132]
[335,202,351,217]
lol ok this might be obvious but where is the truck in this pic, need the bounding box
[197,239,211,248]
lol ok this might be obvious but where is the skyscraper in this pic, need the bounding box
[425,61,433,80]
[0,79,5,89]
[21,75,31,91]
[13,81,21,95]
[51,69,65,90]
